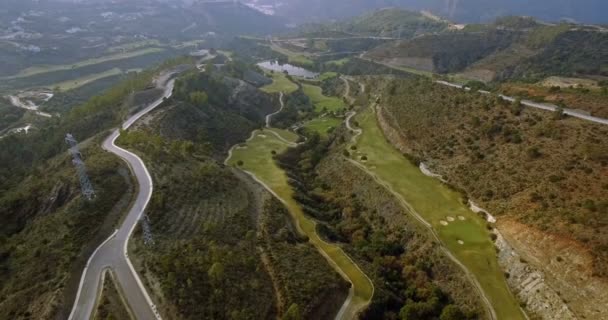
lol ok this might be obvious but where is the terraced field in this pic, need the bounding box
[227,128,374,320]
[154,185,250,239]
[350,108,525,320]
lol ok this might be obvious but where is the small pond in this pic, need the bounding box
[257,60,319,79]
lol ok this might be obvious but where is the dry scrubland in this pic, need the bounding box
[375,78,608,276]
[369,76,608,317]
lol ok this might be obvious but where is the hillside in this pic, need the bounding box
[276,135,485,319]
[368,76,608,319]
[117,65,349,319]
[0,62,189,320]
[0,141,134,319]
[364,21,608,83]
[307,8,447,39]
[0,0,285,137]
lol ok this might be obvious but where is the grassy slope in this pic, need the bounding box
[302,116,342,137]
[261,72,299,94]
[302,84,345,112]
[228,129,374,319]
[352,108,525,320]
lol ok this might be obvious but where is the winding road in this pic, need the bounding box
[68,74,175,320]
[435,80,608,126]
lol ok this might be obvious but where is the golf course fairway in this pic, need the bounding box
[351,108,525,320]
[227,128,374,320]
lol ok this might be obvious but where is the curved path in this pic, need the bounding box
[69,75,175,320]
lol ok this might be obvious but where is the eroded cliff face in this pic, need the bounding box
[498,219,608,320]
[494,224,576,319]
[374,103,608,320]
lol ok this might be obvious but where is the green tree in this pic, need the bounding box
[440,305,465,320]
[189,91,208,106]
[283,304,301,320]
[208,262,224,283]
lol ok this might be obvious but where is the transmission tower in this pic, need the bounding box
[141,214,154,246]
[65,133,96,200]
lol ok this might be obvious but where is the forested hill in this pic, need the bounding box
[364,17,608,82]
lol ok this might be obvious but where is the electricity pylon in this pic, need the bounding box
[65,133,96,200]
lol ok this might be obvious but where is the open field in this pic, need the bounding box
[52,68,124,91]
[302,84,345,112]
[2,48,165,80]
[261,72,298,94]
[352,108,525,320]
[302,116,342,136]
[228,128,374,319]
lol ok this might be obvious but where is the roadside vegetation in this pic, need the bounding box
[0,143,133,319]
[93,272,133,320]
[500,81,608,118]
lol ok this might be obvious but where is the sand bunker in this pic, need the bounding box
[457,240,464,245]
[440,220,448,226]
[447,216,455,222]
[258,134,267,138]
[458,216,465,221]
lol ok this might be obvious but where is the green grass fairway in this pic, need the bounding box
[228,128,374,319]
[325,58,350,67]
[353,109,525,320]
[302,84,345,113]
[318,72,338,81]
[3,47,165,80]
[270,43,314,67]
[261,72,298,94]
[303,116,342,137]
[52,68,123,91]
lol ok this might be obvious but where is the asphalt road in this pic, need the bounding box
[435,80,608,126]
[68,76,175,320]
